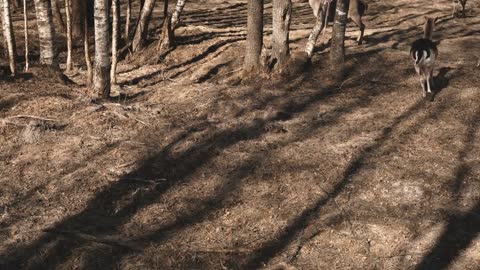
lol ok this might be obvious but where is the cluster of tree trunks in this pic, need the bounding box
[243,0,349,78]
[1,0,348,99]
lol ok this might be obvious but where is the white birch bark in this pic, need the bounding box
[2,0,16,75]
[33,0,57,66]
[93,0,111,97]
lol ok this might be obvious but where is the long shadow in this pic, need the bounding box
[240,95,435,268]
[415,104,480,270]
[0,49,408,269]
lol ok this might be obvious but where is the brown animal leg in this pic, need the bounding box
[351,15,365,44]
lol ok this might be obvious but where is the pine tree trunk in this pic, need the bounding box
[84,13,92,87]
[65,0,73,72]
[271,0,292,68]
[2,0,16,76]
[93,0,111,98]
[51,0,65,33]
[132,0,156,52]
[111,0,118,85]
[33,0,57,67]
[305,0,328,57]
[243,0,263,73]
[23,0,28,71]
[330,0,348,76]
[170,0,186,29]
[125,0,131,41]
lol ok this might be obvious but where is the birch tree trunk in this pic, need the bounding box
[65,0,73,72]
[23,0,28,71]
[125,0,131,41]
[243,0,263,73]
[84,13,93,87]
[132,0,156,52]
[305,0,328,57]
[271,0,292,68]
[170,0,186,29]
[34,0,58,67]
[93,0,111,98]
[2,0,16,76]
[330,0,348,75]
[111,0,119,85]
[51,0,65,33]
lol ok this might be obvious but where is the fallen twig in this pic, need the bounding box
[122,177,167,185]
[7,115,58,122]
[43,229,143,251]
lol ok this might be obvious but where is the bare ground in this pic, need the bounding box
[1,0,480,269]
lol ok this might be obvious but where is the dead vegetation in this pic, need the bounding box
[1,0,480,269]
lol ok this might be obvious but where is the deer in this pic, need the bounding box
[452,0,467,18]
[308,0,369,45]
[410,17,438,100]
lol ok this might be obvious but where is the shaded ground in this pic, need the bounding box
[1,0,480,269]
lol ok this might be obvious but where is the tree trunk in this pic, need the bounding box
[132,0,156,52]
[271,0,292,69]
[305,0,328,57]
[243,0,263,73]
[12,0,20,10]
[71,0,85,39]
[23,0,28,71]
[93,0,111,98]
[125,0,131,41]
[170,0,186,29]
[2,0,16,76]
[111,0,118,85]
[84,13,92,87]
[65,0,73,72]
[329,0,348,76]
[51,0,65,33]
[34,0,58,67]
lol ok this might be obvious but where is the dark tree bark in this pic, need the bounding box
[93,0,111,98]
[51,0,65,33]
[132,0,156,52]
[330,0,349,75]
[271,0,292,68]
[71,0,86,39]
[243,0,264,73]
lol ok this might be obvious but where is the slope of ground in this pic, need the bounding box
[1,0,480,269]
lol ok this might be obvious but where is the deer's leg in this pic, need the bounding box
[426,74,433,94]
[420,77,427,97]
[351,15,365,45]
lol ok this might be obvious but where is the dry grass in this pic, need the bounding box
[1,0,480,269]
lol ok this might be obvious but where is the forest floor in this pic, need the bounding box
[1,0,480,269]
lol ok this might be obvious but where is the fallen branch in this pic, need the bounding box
[43,229,143,251]
[7,115,58,122]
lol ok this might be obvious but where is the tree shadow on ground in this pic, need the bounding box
[0,49,413,270]
[415,105,480,270]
